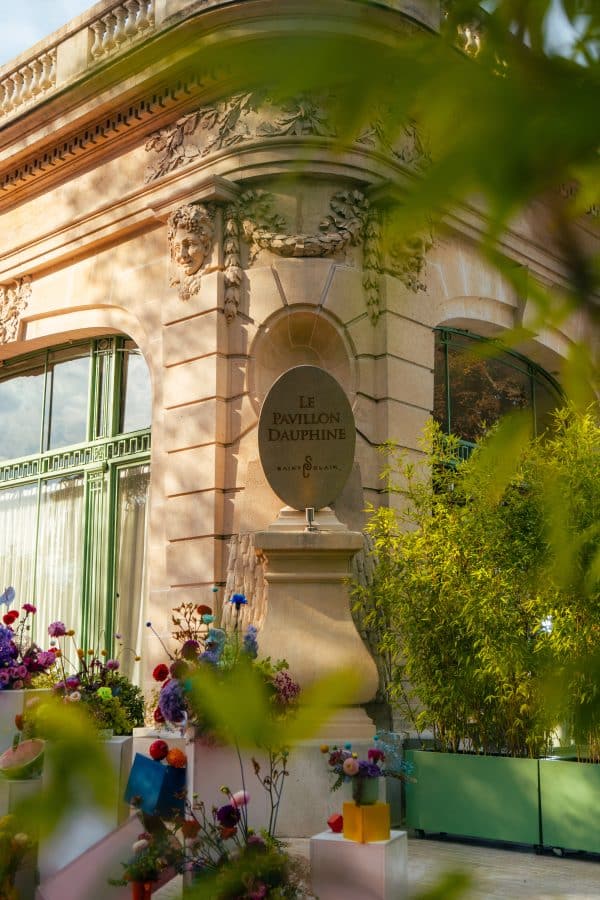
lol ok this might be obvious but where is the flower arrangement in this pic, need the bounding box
[109,826,182,886]
[322,736,414,804]
[48,623,145,735]
[148,596,300,735]
[0,588,57,690]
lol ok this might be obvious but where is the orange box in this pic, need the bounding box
[342,801,391,843]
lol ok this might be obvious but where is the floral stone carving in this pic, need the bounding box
[167,202,217,300]
[144,92,427,182]
[0,277,31,343]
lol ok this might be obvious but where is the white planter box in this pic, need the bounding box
[310,830,408,900]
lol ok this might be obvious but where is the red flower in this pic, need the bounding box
[367,748,385,764]
[3,611,18,625]
[153,706,165,724]
[152,663,169,682]
[196,605,212,616]
[219,826,237,840]
[149,739,169,761]
[181,819,200,839]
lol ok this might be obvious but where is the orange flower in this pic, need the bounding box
[219,826,237,840]
[181,819,200,839]
[166,748,187,769]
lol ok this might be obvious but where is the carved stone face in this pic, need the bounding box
[171,225,210,277]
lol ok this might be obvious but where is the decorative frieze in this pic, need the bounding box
[89,0,155,62]
[0,277,31,344]
[144,92,428,182]
[0,49,56,118]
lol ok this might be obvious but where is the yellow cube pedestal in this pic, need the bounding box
[342,801,391,843]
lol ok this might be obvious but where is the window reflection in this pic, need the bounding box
[0,367,44,460]
[434,330,561,444]
[120,344,152,433]
[45,351,90,450]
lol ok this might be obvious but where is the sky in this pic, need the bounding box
[0,1,581,68]
[0,1,93,67]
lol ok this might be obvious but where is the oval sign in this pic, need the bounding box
[258,366,356,511]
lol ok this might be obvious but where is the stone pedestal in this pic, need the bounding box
[310,830,408,900]
[254,508,379,715]
[38,736,133,879]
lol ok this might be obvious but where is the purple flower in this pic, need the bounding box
[22,603,37,614]
[0,626,17,666]
[199,647,221,665]
[216,804,240,828]
[48,621,67,638]
[358,760,382,779]
[65,676,80,689]
[0,671,10,686]
[158,678,187,724]
[229,593,247,609]
[14,665,27,680]
[36,651,56,669]
[242,624,258,659]
[272,669,300,706]
[105,659,120,671]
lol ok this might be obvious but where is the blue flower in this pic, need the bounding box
[229,593,247,609]
[0,587,15,607]
[158,678,187,724]
[242,624,259,659]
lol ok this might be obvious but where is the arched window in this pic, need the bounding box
[433,328,563,457]
[0,336,151,675]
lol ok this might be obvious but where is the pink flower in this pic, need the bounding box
[368,748,385,764]
[105,659,119,670]
[343,757,359,776]
[231,790,250,808]
[22,604,37,614]
[48,621,67,638]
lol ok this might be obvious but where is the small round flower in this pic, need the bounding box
[196,605,212,616]
[65,676,80,690]
[320,745,330,754]
[211,586,219,593]
[96,686,113,701]
[216,804,240,828]
[146,621,152,628]
[3,611,18,625]
[166,748,187,769]
[67,691,81,702]
[229,593,247,609]
[105,659,120,671]
[48,621,67,638]
[153,706,165,724]
[201,614,214,624]
[343,757,360,776]
[231,790,250,808]
[149,740,169,761]
[368,748,385,764]
[66,630,75,637]
[132,839,150,853]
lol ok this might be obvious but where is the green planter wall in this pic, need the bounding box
[404,750,541,845]
[540,759,600,853]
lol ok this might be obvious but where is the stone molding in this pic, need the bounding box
[0,277,32,344]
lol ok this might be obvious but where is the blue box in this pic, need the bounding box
[124,753,186,818]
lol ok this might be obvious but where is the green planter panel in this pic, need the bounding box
[540,759,600,853]
[405,750,541,845]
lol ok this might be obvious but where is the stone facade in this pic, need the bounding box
[0,0,595,688]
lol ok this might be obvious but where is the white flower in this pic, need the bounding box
[132,839,149,853]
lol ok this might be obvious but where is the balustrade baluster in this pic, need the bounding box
[0,81,9,115]
[137,0,150,32]
[124,1,140,38]
[113,6,128,45]
[90,20,106,59]
[11,71,24,110]
[21,65,33,103]
[102,14,117,54]
[29,59,43,96]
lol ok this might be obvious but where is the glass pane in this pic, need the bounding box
[535,377,561,435]
[46,351,90,450]
[0,366,45,460]
[113,465,150,680]
[447,338,532,443]
[0,483,38,611]
[35,476,85,645]
[121,345,152,434]
[433,335,449,432]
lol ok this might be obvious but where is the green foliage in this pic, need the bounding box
[355,409,600,757]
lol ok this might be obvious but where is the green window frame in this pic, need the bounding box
[0,336,151,654]
[434,327,563,458]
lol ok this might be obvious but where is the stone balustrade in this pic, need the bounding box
[0,0,439,126]
[88,0,156,62]
[0,48,57,118]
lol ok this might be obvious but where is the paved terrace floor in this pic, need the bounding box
[155,836,600,899]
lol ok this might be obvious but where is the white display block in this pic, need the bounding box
[38,736,133,879]
[310,830,408,900]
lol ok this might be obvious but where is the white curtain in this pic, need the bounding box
[114,465,150,681]
[0,477,84,648]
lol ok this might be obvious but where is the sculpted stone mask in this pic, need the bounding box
[168,204,214,279]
